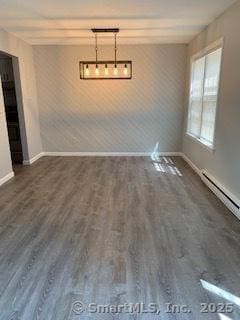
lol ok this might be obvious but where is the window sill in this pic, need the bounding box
[185,133,215,153]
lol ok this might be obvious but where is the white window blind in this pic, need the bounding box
[187,46,222,147]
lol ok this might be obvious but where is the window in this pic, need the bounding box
[187,44,223,149]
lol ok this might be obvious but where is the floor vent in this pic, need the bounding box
[201,170,240,220]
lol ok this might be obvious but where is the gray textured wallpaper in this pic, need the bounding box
[33,44,186,153]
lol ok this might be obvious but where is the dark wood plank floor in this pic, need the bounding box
[0,156,239,320]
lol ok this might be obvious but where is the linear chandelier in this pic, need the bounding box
[79,28,132,80]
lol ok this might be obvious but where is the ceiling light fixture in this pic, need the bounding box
[79,28,132,80]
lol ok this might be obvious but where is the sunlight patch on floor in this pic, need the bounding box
[218,314,232,320]
[200,280,240,306]
[151,155,182,176]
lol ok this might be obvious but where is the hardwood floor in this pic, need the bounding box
[0,156,239,320]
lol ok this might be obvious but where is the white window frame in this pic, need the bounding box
[186,38,224,151]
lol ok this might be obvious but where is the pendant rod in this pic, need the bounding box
[114,32,117,66]
[95,32,98,64]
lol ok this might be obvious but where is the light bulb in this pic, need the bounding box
[124,64,128,76]
[95,64,99,76]
[85,65,89,76]
[105,64,108,76]
[114,64,118,76]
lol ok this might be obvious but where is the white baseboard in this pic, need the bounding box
[43,152,150,157]
[158,152,183,156]
[43,151,182,157]
[181,153,240,221]
[0,171,14,186]
[201,170,240,221]
[20,151,183,165]
[23,152,44,165]
[181,153,201,176]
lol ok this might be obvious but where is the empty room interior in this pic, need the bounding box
[0,0,240,319]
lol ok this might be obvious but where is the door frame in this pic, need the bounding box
[0,50,29,164]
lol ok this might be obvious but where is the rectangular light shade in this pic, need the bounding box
[79,61,132,80]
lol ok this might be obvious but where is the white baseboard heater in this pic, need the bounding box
[201,170,240,220]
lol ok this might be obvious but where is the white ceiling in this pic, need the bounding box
[0,0,236,45]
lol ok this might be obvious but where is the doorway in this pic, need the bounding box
[0,53,23,164]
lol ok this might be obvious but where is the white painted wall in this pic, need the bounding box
[182,0,240,200]
[0,29,42,181]
[33,44,187,153]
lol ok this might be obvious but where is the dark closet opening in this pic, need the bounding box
[0,53,23,164]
